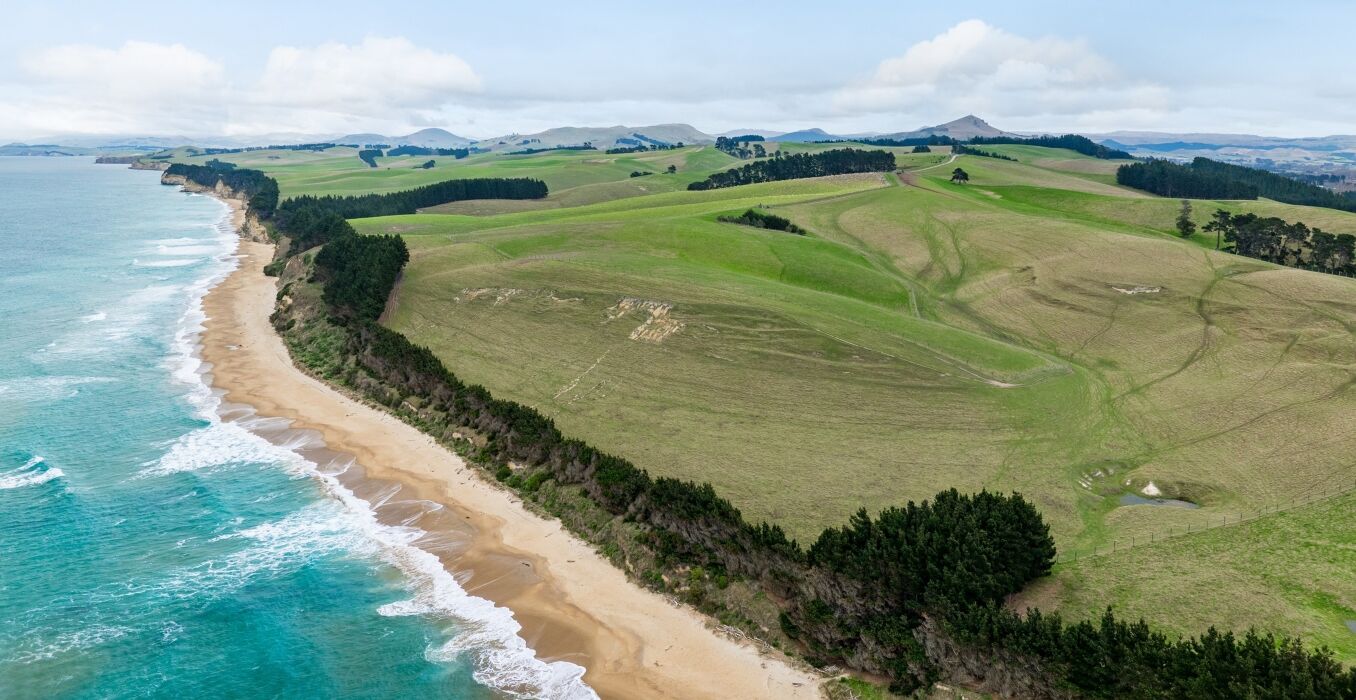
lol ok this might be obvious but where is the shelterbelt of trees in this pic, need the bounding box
[968,134,1133,159]
[1205,210,1356,275]
[1119,157,1356,211]
[853,133,1129,159]
[196,163,1356,696]
[386,145,471,158]
[953,143,1017,161]
[275,177,546,255]
[688,148,895,190]
[717,208,807,234]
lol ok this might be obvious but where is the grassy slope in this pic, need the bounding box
[170,145,744,199]
[244,144,1356,660]
[1019,491,1356,662]
[359,174,1069,539]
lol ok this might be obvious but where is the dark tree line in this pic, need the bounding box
[606,142,681,154]
[165,163,280,219]
[945,606,1356,699]
[313,233,409,321]
[954,144,1017,161]
[198,142,339,155]
[688,148,895,190]
[717,208,806,234]
[278,177,547,225]
[797,490,1055,683]
[386,145,471,158]
[358,149,383,167]
[1203,210,1356,275]
[1120,157,1356,213]
[508,144,596,155]
[1190,157,1356,212]
[716,136,770,159]
[969,134,1132,159]
[861,135,958,147]
[1117,159,1261,199]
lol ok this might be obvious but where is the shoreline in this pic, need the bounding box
[194,192,822,698]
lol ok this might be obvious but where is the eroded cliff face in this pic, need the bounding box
[161,171,270,244]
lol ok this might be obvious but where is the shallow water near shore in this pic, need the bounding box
[0,157,593,698]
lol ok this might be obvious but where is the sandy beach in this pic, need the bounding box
[197,196,821,699]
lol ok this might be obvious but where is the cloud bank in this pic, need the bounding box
[1,21,1350,141]
[834,20,1169,128]
[4,37,482,139]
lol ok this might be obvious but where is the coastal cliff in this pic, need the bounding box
[162,171,270,244]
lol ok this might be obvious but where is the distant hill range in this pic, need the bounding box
[764,116,1017,143]
[875,115,1018,141]
[336,127,474,148]
[768,128,843,142]
[1088,131,1356,151]
[1083,131,1356,183]
[477,123,714,151]
[0,142,168,156]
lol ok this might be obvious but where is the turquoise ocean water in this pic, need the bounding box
[0,158,595,699]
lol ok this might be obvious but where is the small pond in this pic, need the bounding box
[1118,493,1200,509]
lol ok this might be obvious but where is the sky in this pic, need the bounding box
[2,0,1354,142]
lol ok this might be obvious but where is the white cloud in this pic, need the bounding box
[835,20,1169,125]
[9,41,228,137]
[2,37,482,139]
[23,41,225,102]
[253,37,479,111]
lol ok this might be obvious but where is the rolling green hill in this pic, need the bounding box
[241,143,1356,662]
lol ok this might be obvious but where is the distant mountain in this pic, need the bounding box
[715,128,786,139]
[478,123,713,151]
[876,115,1015,141]
[334,128,474,148]
[336,132,389,146]
[768,128,845,142]
[390,128,473,147]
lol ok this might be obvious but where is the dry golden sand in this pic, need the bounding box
[198,197,821,699]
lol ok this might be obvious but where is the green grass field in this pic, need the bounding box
[237,144,1356,661]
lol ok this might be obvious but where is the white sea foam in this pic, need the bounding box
[0,456,65,490]
[7,624,132,664]
[0,375,114,403]
[81,311,107,323]
[135,258,201,268]
[143,196,598,699]
[138,421,312,477]
[155,244,220,257]
[38,283,187,359]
